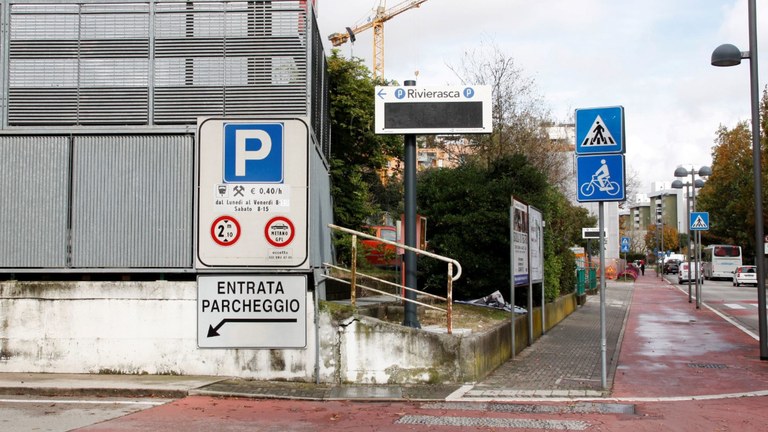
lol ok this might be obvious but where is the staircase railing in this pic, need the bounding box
[322,224,462,334]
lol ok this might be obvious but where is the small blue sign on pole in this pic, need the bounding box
[620,237,630,253]
[690,212,710,231]
[575,106,625,155]
[576,154,625,202]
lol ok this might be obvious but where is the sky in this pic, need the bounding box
[314,0,768,196]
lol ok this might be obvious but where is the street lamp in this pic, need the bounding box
[674,166,711,309]
[672,176,706,305]
[711,0,768,360]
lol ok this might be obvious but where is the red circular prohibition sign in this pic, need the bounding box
[211,215,241,246]
[265,216,295,247]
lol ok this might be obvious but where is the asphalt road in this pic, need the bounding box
[663,272,765,339]
[0,395,169,432]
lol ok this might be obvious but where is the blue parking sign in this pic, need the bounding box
[223,123,284,183]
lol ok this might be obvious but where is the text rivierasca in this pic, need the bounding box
[405,89,461,99]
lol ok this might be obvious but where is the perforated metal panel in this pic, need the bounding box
[0,136,70,268]
[70,135,193,268]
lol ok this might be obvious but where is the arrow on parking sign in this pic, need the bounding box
[207,318,298,337]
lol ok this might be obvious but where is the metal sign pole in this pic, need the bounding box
[599,201,607,389]
[509,200,516,359]
[402,81,420,329]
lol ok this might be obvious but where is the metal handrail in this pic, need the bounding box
[327,224,462,281]
[323,224,462,334]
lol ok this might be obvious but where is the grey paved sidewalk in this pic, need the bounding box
[465,281,633,398]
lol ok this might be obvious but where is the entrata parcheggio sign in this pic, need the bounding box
[198,274,306,349]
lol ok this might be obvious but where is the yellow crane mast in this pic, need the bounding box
[328,0,428,80]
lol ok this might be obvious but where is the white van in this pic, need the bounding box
[678,261,703,284]
[666,253,686,263]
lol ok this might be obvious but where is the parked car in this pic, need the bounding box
[677,261,703,284]
[732,265,757,287]
[361,225,399,267]
[663,259,680,274]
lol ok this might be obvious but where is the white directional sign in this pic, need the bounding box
[374,85,492,134]
[582,227,607,239]
[198,274,307,348]
[197,118,308,268]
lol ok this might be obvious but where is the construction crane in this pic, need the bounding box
[328,0,428,80]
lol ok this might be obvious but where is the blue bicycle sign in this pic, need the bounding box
[576,154,625,202]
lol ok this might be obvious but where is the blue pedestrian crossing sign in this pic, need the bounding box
[575,106,625,155]
[576,154,625,202]
[620,237,630,253]
[690,212,710,231]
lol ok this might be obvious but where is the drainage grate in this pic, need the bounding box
[424,402,635,415]
[687,363,728,369]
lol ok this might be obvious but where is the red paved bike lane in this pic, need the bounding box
[74,273,768,431]
[611,273,768,398]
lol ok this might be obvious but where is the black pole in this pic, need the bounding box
[746,0,768,360]
[402,80,420,329]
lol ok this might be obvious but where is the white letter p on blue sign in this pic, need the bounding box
[223,123,284,183]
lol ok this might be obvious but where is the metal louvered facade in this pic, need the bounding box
[2,1,324,133]
[0,1,331,272]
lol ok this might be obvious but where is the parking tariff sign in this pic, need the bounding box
[196,118,309,269]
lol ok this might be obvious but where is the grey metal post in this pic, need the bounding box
[692,170,701,309]
[509,203,515,359]
[402,80,420,329]
[747,0,768,360]
[528,228,533,346]
[686,184,692,303]
[541,220,546,336]
[599,202,607,389]
[660,195,665,274]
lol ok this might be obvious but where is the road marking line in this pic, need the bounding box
[0,398,167,406]
[445,384,473,401]
[724,303,746,309]
[672,286,759,341]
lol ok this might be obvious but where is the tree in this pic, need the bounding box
[697,122,760,256]
[445,40,571,191]
[416,154,593,302]
[697,87,768,263]
[327,51,401,229]
[643,224,679,255]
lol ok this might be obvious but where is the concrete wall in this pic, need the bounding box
[0,281,335,381]
[0,281,578,384]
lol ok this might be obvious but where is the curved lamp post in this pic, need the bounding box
[672,175,707,306]
[711,0,768,360]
